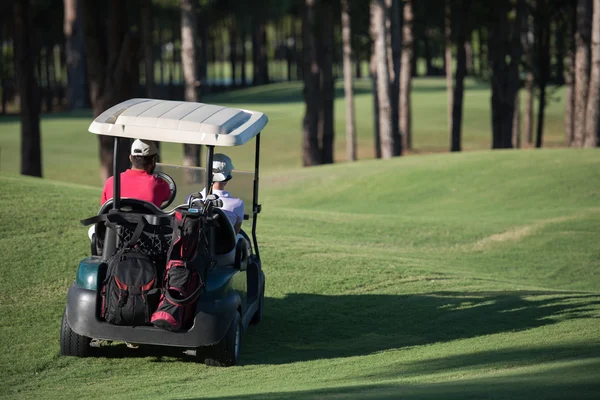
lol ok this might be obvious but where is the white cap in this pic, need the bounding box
[131,139,158,156]
[212,153,234,182]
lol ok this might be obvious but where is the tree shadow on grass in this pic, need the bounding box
[188,357,600,400]
[88,290,600,365]
[242,290,600,365]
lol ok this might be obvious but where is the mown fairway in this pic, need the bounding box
[0,78,567,187]
[1,148,599,399]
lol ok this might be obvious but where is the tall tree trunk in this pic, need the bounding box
[14,0,42,177]
[302,0,321,166]
[230,18,237,87]
[341,0,357,162]
[445,0,453,138]
[573,0,593,147]
[44,44,53,112]
[465,39,474,75]
[512,90,521,148]
[451,0,470,152]
[585,0,600,147]
[372,0,394,158]
[524,8,535,146]
[252,21,269,86]
[400,0,414,151]
[240,25,247,86]
[319,0,335,164]
[199,17,208,94]
[371,49,382,158]
[488,0,522,149]
[388,0,402,155]
[142,0,155,98]
[82,0,138,181]
[535,0,550,148]
[181,0,201,170]
[565,5,577,146]
[64,0,86,109]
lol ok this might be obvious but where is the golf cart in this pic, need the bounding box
[60,98,267,366]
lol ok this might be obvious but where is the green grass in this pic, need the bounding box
[1,148,599,399]
[0,78,568,187]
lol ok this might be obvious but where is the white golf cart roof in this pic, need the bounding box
[88,98,268,146]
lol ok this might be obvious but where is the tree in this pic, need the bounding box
[565,5,577,146]
[533,0,550,148]
[399,0,414,151]
[523,4,535,146]
[64,0,86,109]
[341,0,358,161]
[451,0,471,152]
[584,0,600,147]
[444,0,453,136]
[14,0,42,177]
[387,0,402,155]
[181,0,202,169]
[302,0,321,166]
[573,0,593,147]
[252,20,269,85]
[82,0,140,181]
[142,0,155,99]
[372,0,394,158]
[487,0,523,149]
[319,0,335,164]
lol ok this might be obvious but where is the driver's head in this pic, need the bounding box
[130,139,158,173]
[212,153,234,186]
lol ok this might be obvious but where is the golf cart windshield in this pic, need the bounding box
[156,163,255,218]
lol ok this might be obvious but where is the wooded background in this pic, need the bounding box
[3,0,600,179]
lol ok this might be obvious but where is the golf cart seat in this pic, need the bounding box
[212,207,238,266]
[93,199,173,260]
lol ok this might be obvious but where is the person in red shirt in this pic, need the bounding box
[101,139,171,208]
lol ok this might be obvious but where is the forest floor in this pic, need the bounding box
[1,147,599,399]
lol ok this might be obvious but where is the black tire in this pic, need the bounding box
[60,307,91,357]
[250,282,264,324]
[203,311,242,367]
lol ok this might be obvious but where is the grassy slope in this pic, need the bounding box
[0,78,567,187]
[1,149,599,399]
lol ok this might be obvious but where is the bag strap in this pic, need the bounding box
[164,284,204,306]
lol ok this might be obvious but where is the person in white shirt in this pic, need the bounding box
[201,153,244,234]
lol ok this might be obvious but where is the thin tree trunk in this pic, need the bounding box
[372,0,394,158]
[389,0,402,155]
[465,39,473,75]
[64,0,86,109]
[400,0,414,151]
[451,0,470,152]
[565,5,577,146]
[199,17,208,93]
[44,44,53,112]
[573,0,593,147]
[445,0,453,135]
[302,0,321,166]
[512,90,521,148]
[240,25,247,86]
[524,8,535,146]
[142,0,155,98]
[371,50,381,158]
[341,0,357,162]
[14,0,42,177]
[585,0,600,147]
[230,18,237,87]
[535,0,550,148]
[319,0,335,164]
[181,0,201,170]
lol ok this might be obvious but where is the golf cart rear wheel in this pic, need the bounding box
[203,311,242,367]
[60,307,91,357]
[250,284,264,324]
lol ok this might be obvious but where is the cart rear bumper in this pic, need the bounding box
[66,284,238,348]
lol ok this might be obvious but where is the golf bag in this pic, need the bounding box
[151,211,204,332]
[101,216,160,326]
